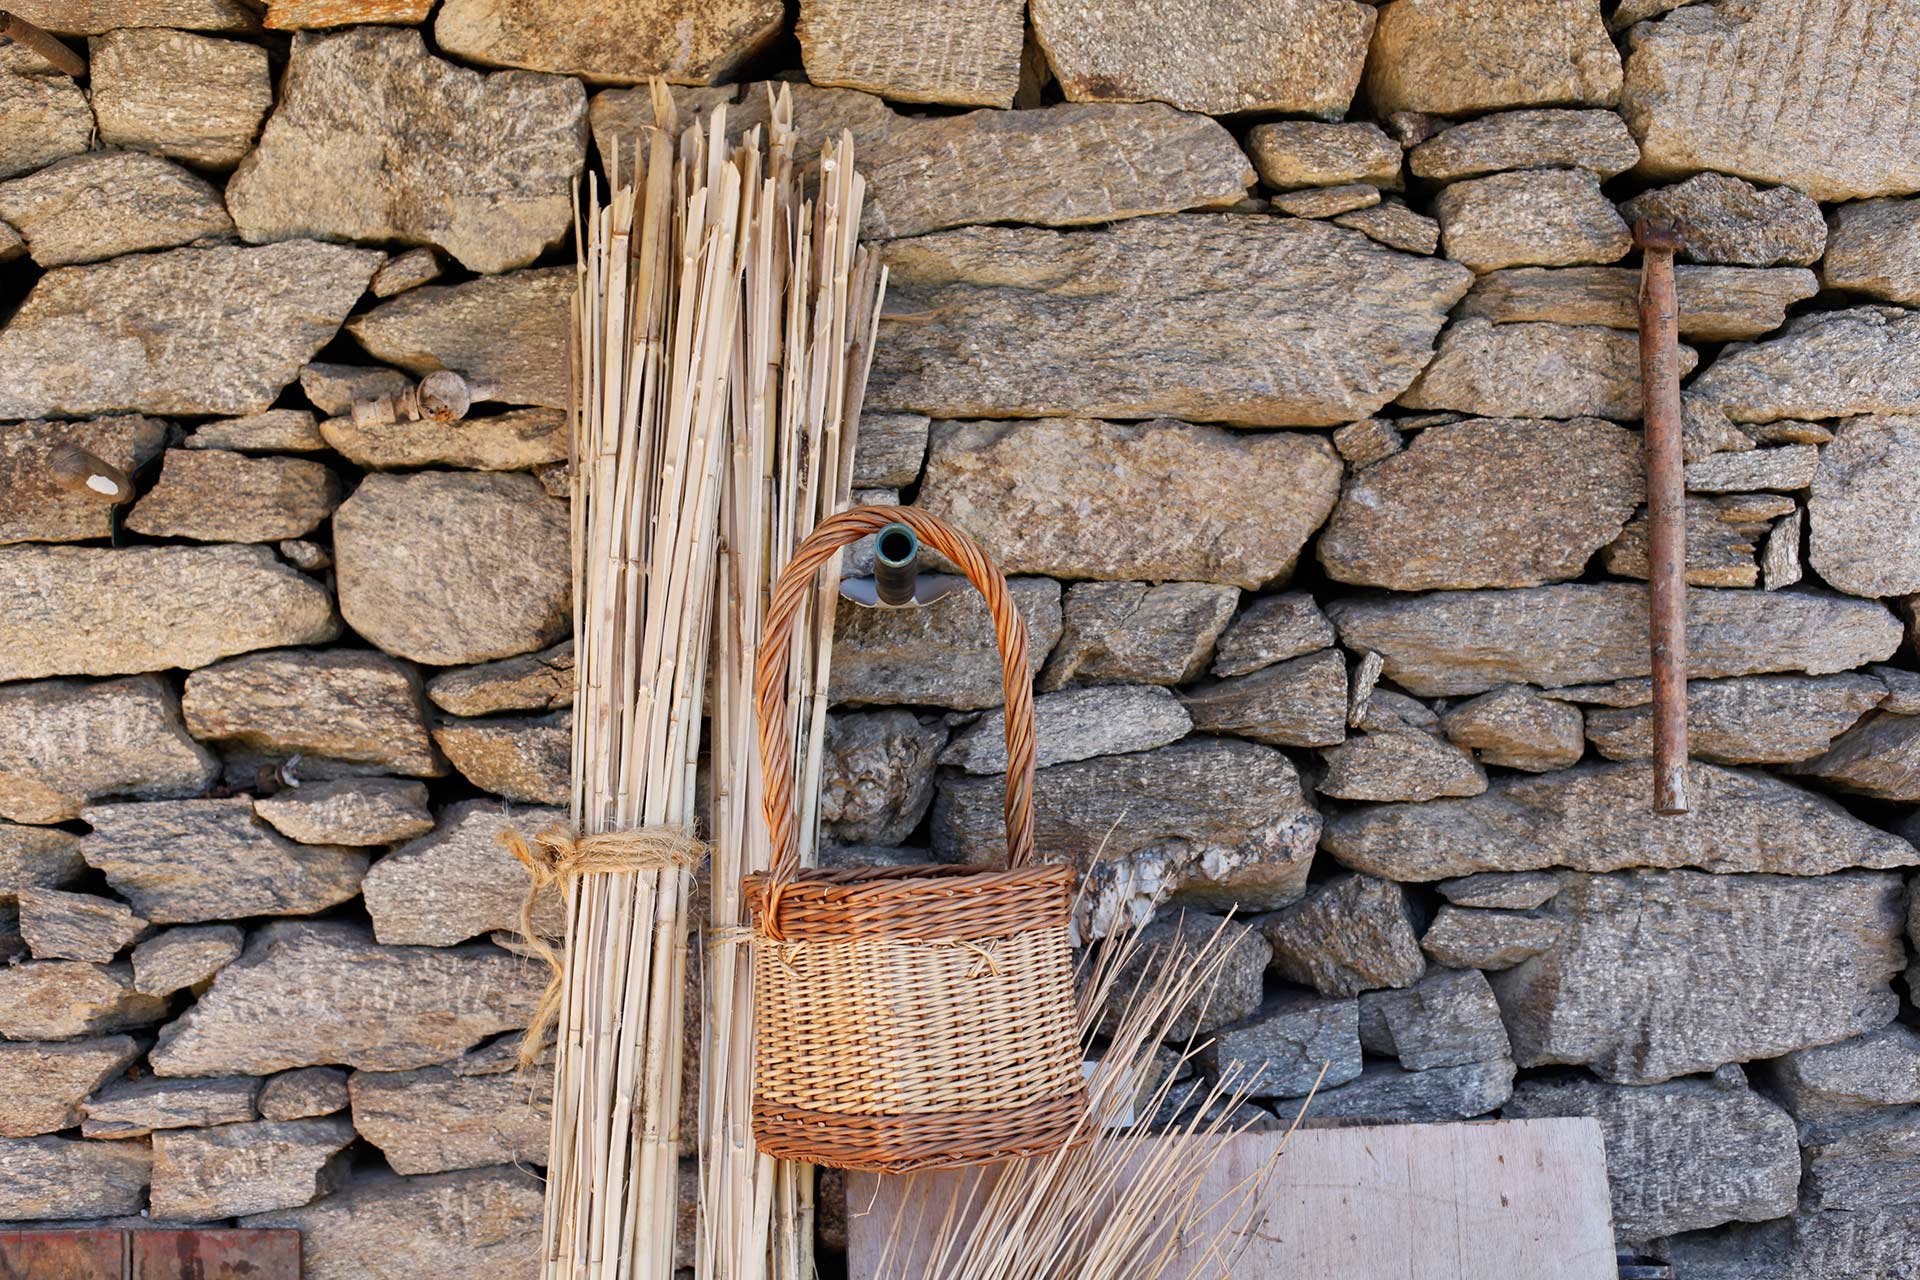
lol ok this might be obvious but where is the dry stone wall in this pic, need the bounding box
[1,1,1919,1276]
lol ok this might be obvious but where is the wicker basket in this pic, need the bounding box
[744,505,1086,1174]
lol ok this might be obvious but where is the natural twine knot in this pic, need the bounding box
[500,825,707,1069]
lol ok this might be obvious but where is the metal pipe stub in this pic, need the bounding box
[1634,218,1690,816]
[872,522,920,607]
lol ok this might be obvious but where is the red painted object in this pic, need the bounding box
[0,1230,299,1280]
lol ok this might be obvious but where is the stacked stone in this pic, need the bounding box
[2,0,1919,1276]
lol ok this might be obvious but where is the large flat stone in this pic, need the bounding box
[1400,318,1695,420]
[1327,583,1901,696]
[0,676,215,825]
[347,267,570,409]
[0,545,340,681]
[126,449,343,543]
[437,0,781,85]
[0,415,168,545]
[0,1136,151,1221]
[228,28,585,274]
[82,797,367,924]
[1410,109,1640,181]
[1303,1057,1514,1123]
[1434,168,1631,272]
[332,471,570,666]
[1365,0,1620,116]
[1586,673,1886,764]
[0,151,232,267]
[795,0,1022,107]
[82,1075,260,1140]
[1656,1205,1920,1280]
[1792,711,1920,801]
[830,575,1061,710]
[151,1115,355,1220]
[184,649,442,777]
[151,922,544,1076]
[318,406,566,471]
[1030,0,1375,116]
[0,1038,143,1138]
[89,28,271,168]
[0,961,169,1039]
[1504,1069,1800,1239]
[933,738,1321,934]
[0,241,381,419]
[1620,0,1920,201]
[9,1,255,36]
[1490,869,1907,1084]
[362,800,562,948]
[868,216,1471,428]
[1324,760,1916,880]
[0,71,93,181]
[919,418,1341,590]
[349,1047,549,1174]
[1692,308,1920,423]
[1457,265,1819,341]
[1759,1025,1920,1124]
[1041,581,1237,689]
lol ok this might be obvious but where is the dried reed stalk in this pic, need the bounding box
[698,86,887,1280]
[870,910,1303,1280]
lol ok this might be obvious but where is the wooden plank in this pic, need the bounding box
[848,1117,1616,1280]
[0,1230,123,1280]
[130,1230,301,1280]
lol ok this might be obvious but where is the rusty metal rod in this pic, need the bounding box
[0,11,86,77]
[1635,218,1690,815]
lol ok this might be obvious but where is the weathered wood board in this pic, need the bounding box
[848,1117,1616,1279]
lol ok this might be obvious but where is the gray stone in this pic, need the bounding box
[82,1075,260,1140]
[1030,0,1376,117]
[319,406,567,472]
[1655,1205,1920,1280]
[1247,120,1400,190]
[1440,685,1585,772]
[83,798,368,924]
[1041,581,1237,690]
[228,28,585,274]
[1504,1069,1801,1238]
[0,70,92,181]
[1685,444,1817,494]
[1680,396,1757,463]
[361,800,562,948]
[1182,649,1348,749]
[1492,869,1906,1084]
[1435,168,1631,272]
[350,1048,549,1174]
[818,710,945,844]
[1763,506,1804,591]
[0,151,231,267]
[1693,307,1920,423]
[127,449,343,543]
[0,415,168,545]
[427,641,574,718]
[870,216,1472,428]
[1257,874,1424,998]
[832,576,1061,710]
[152,1115,355,1220]
[299,363,413,417]
[0,676,216,825]
[1760,1026,1920,1125]
[1437,871,1566,910]
[370,247,442,298]
[1457,264,1818,342]
[1206,992,1362,1098]
[1324,760,1915,880]
[1102,912,1270,1042]
[1328,583,1901,697]
[1364,0,1620,116]
[1822,197,1920,305]
[0,1038,143,1138]
[243,1166,544,1280]
[1807,416,1920,597]
[185,410,329,453]
[920,419,1340,590]
[1318,730,1487,802]
[1792,711,1920,801]
[0,961,169,1039]
[131,925,244,996]
[437,0,780,86]
[1410,109,1639,182]
[1306,1058,1515,1124]
[1620,0,1920,202]
[1619,172,1828,267]
[1273,185,1380,219]
[89,28,271,168]
[1587,673,1886,764]
[18,888,147,962]
[1357,967,1509,1070]
[1320,416,1641,590]
[258,1067,350,1122]
[1332,200,1440,255]
[1401,319,1695,420]
[0,241,382,420]
[853,413,928,488]
[1211,592,1334,678]
[1799,1107,1920,1210]
[936,738,1321,934]
[254,778,434,847]
[942,686,1187,776]
[0,1136,151,1221]
[1419,907,1562,970]
[333,471,570,667]
[348,267,571,410]
[433,710,568,805]
[151,922,543,1076]
[1331,417,1403,467]
[1603,496,1769,588]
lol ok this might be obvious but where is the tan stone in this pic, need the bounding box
[1441,686,1584,772]
[1319,416,1641,590]
[1792,712,1920,802]
[299,363,413,417]
[183,649,443,776]
[1032,0,1376,117]
[257,1067,348,1121]
[1602,497,1769,588]
[1410,109,1639,181]
[1434,169,1631,272]
[1041,581,1239,690]
[1691,308,1920,423]
[433,711,568,805]
[185,410,328,453]
[18,888,148,963]
[82,1076,260,1140]
[1181,649,1349,748]
[0,416,168,545]
[1619,172,1828,267]
[1247,120,1401,189]
[798,0,1019,106]
[1822,198,1920,306]
[1807,417,1920,598]
[1211,593,1335,678]
[0,961,169,1039]
[1685,444,1818,494]
[1364,0,1622,116]
[0,1038,143,1137]
[871,215,1472,427]
[1620,0,1920,201]
[89,28,271,168]
[8,0,255,32]
[1401,318,1695,420]
[1332,200,1439,254]
[131,924,243,996]
[436,0,783,85]
[1274,184,1379,219]
[152,1116,355,1220]
[369,247,442,297]
[1318,730,1487,802]
[0,151,232,267]
[362,800,560,948]
[1458,265,1817,342]
[587,81,885,175]
[0,824,84,903]
[0,71,93,181]
[833,577,1061,709]
[319,406,565,471]
[0,676,215,826]
[254,779,433,847]
[127,449,342,543]
[227,28,586,274]
[1588,673,1887,765]
[426,640,574,718]
[347,268,570,409]
[349,1048,550,1175]
[919,418,1341,590]
[0,1136,152,1221]
[266,0,433,28]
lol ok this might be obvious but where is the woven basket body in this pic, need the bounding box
[744,506,1086,1173]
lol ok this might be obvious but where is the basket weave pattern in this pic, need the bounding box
[745,505,1087,1173]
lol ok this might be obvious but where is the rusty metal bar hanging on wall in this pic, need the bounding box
[1635,219,1690,816]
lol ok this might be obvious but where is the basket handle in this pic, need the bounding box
[757,505,1037,886]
